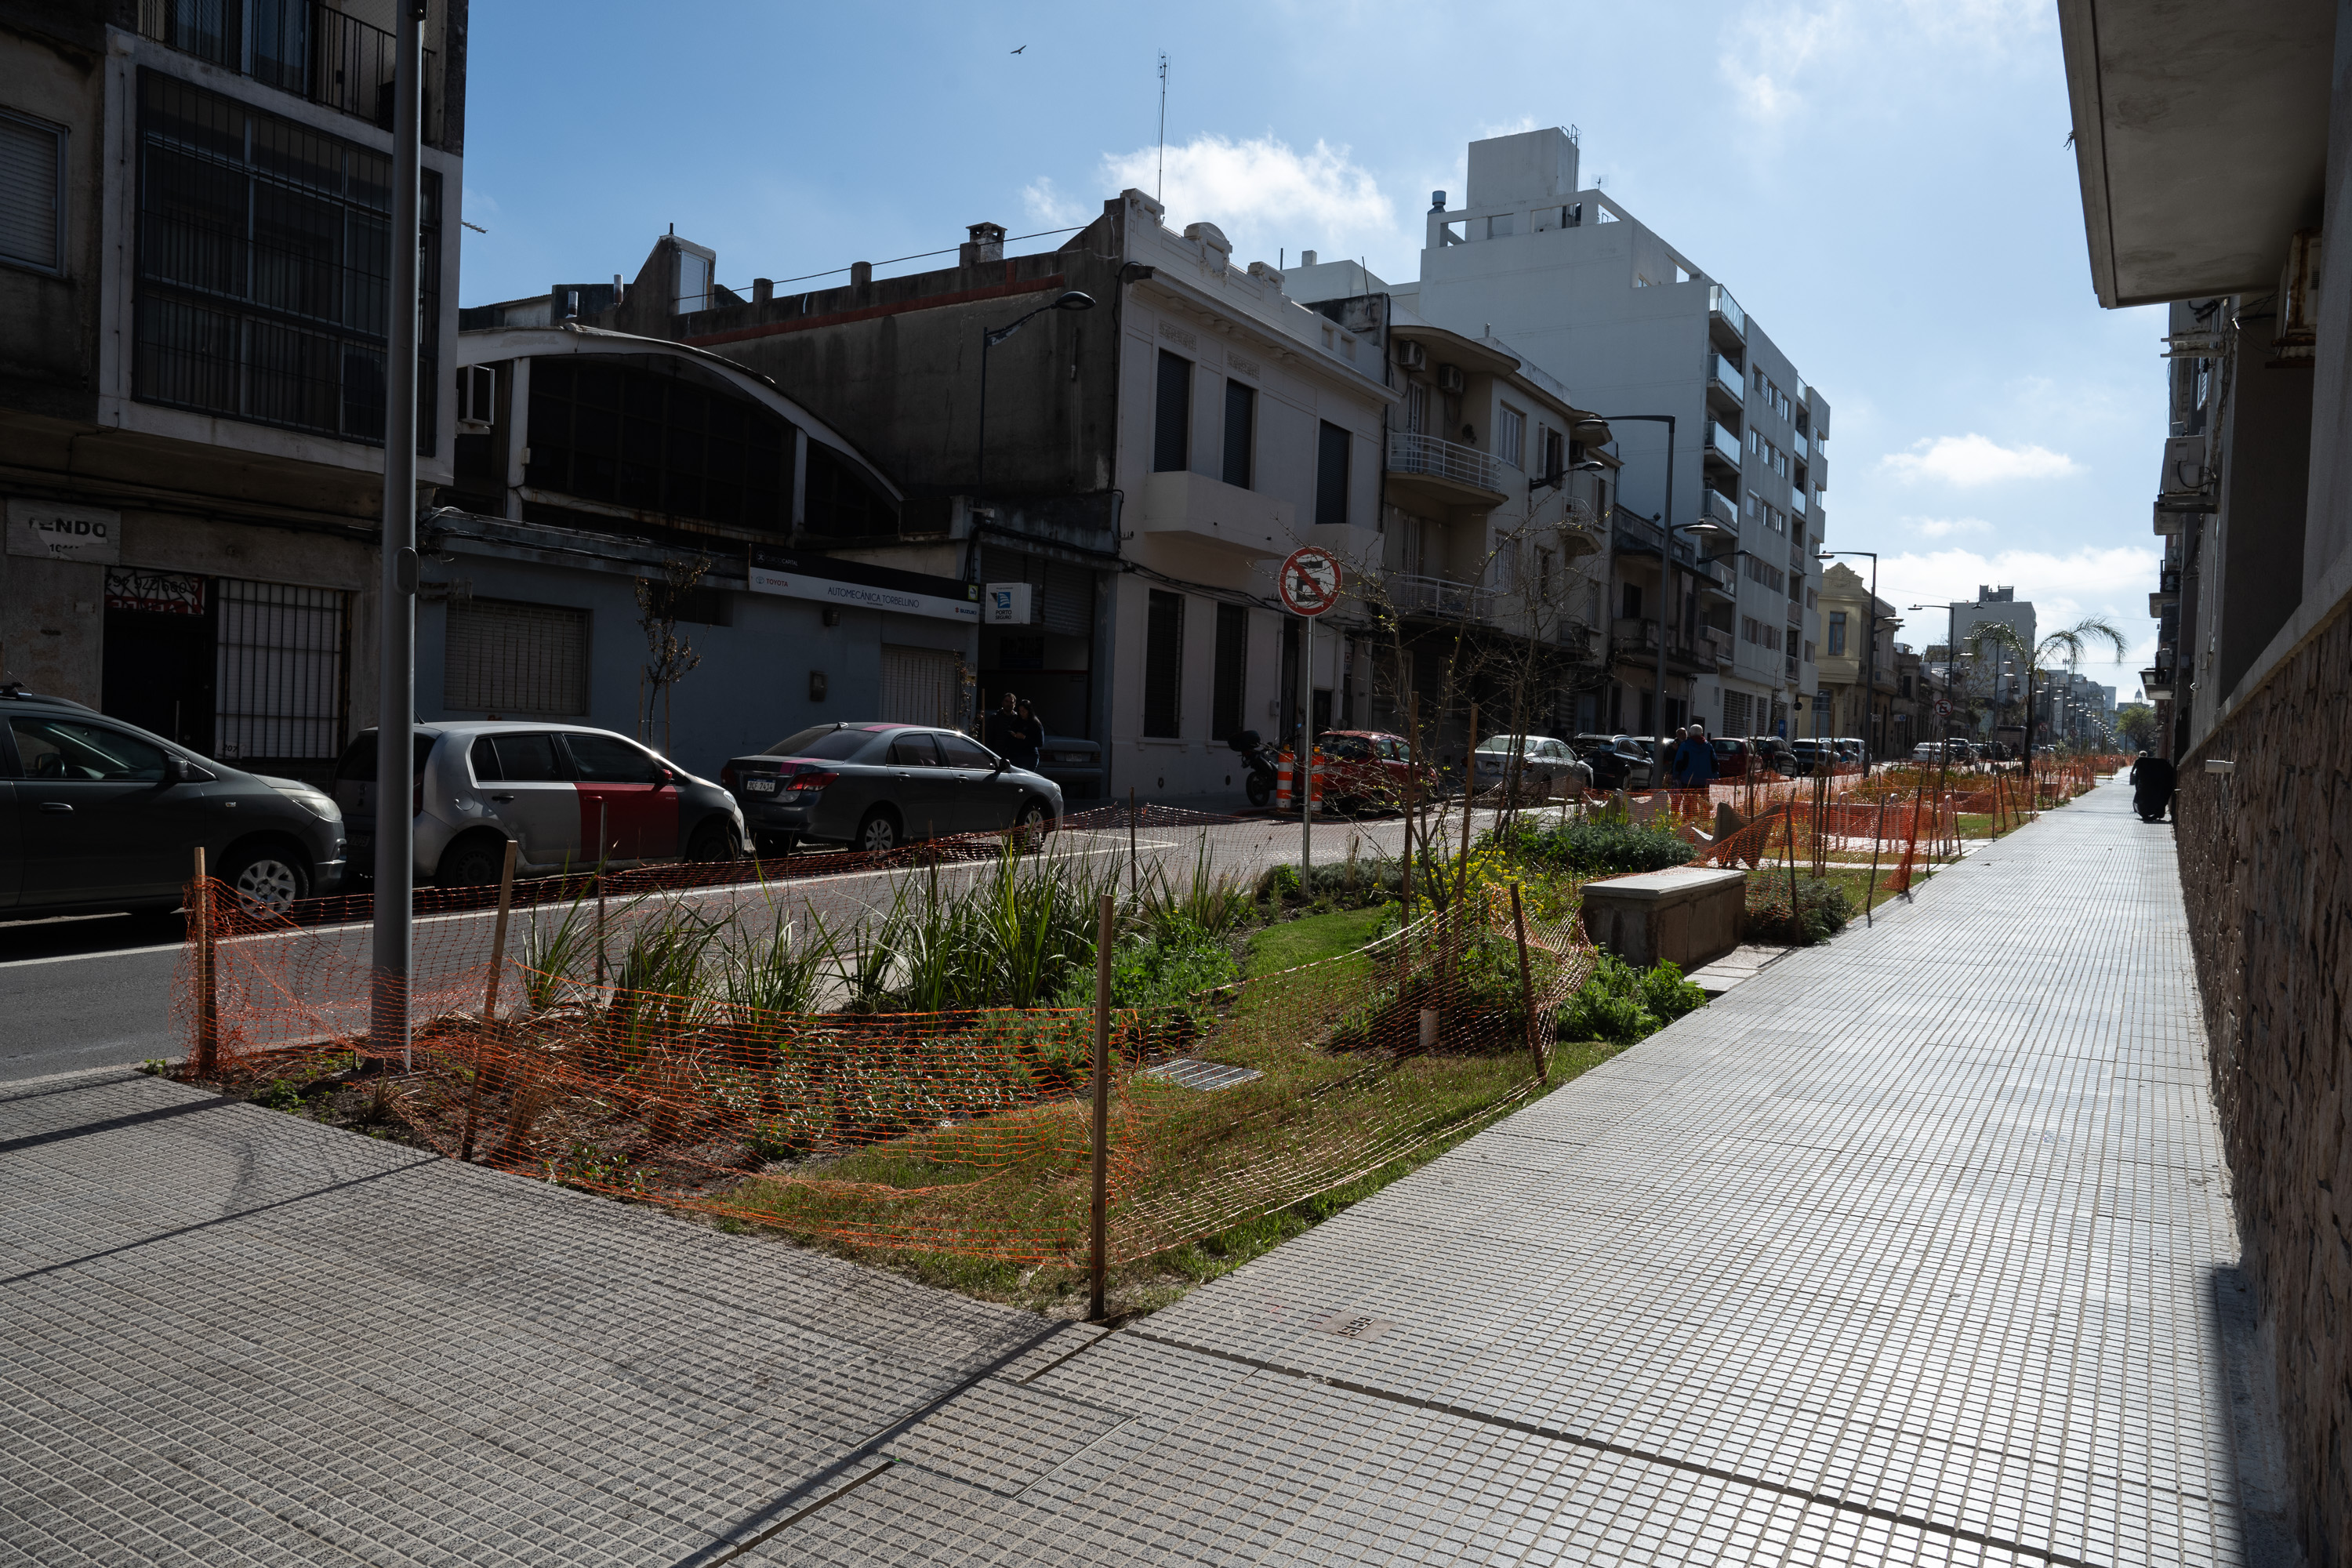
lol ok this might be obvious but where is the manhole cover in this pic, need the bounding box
[1142,1059,1264,1092]
[1314,1311,1393,1341]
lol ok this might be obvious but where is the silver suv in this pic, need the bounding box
[332,723,745,887]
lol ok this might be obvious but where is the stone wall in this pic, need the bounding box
[2176,593,2352,1568]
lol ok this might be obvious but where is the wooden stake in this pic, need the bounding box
[192,846,216,1077]
[1127,786,1139,899]
[1088,892,1113,1323]
[1865,797,1886,927]
[461,840,519,1163]
[1509,882,1542,1081]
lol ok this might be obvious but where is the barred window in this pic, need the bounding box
[525,358,793,532]
[133,70,438,448]
[0,109,65,274]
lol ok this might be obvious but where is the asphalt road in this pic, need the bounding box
[0,805,1504,1083]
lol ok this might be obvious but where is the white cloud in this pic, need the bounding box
[1719,1,2053,125]
[1093,134,1397,265]
[1904,515,1993,539]
[1878,433,2081,486]
[1021,177,1091,230]
[1872,545,2158,666]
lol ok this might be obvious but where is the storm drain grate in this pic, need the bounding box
[1142,1059,1264,1092]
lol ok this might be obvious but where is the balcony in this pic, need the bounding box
[2140,663,2175,701]
[1701,625,1734,666]
[1135,470,1294,558]
[2148,566,2182,618]
[1699,488,1739,530]
[1785,653,1801,683]
[1611,618,1716,675]
[138,2,445,140]
[1792,429,1810,460]
[1704,420,1743,474]
[1707,353,1744,409]
[1697,556,1736,601]
[1387,430,1507,514]
[1709,284,1747,347]
[1390,573,1499,624]
[1790,487,1807,517]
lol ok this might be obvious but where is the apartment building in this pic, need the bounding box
[1285,262,1614,757]
[568,189,1395,804]
[1,1,466,783]
[1393,127,1829,746]
[2061,2,2352,1555]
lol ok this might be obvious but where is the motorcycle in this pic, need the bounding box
[1228,729,1280,808]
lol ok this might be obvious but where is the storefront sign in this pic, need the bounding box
[7,500,122,564]
[983,583,1033,623]
[747,546,979,623]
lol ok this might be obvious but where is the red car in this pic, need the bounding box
[1711,737,1760,779]
[1314,731,1436,812]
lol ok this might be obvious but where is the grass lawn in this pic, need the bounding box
[715,904,1631,1323]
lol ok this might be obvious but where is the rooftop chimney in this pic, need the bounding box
[753,278,774,304]
[1301,249,1318,267]
[965,222,1006,266]
[1431,190,1447,212]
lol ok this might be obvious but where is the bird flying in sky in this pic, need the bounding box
[1011,45,1025,53]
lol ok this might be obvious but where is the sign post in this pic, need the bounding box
[1279,546,1342,879]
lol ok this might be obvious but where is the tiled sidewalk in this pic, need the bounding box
[0,781,2261,1564]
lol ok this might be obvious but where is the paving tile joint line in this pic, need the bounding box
[1119,1325,2096,1568]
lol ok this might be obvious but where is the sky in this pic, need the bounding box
[456,0,2160,696]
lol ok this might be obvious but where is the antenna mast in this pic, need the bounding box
[1156,53,1169,205]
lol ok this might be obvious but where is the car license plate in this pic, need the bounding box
[745,777,776,794]
[349,833,372,851]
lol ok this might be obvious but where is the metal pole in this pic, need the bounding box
[1300,612,1315,879]
[369,0,425,1075]
[1509,883,1541,1080]
[1651,425,1676,773]
[1864,554,1878,772]
[192,846,216,1077]
[1088,892,1113,1322]
[461,840,518,1163]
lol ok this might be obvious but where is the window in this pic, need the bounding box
[887,733,944,767]
[213,578,349,762]
[1495,538,1520,593]
[1828,611,1848,656]
[1621,583,1642,619]
[1405,383,1427,434]
[444,598,590,716]
[1153,350,1192,472]
[1144,590,1184,737]
[0,108,65,274]
[134,72,441,448]
[566,732,665,783]
[1497,404,1526,470]
[470,732,568,783]
[1221,379,1255,488]
[1315,421,1350,528]
[1539,425,1564,481]
[1212,602,1248,739]
[1747,428,1759,455]
[938,731,996,769]
[525,358,793,532]
[1804,640,1815,662]
[675,248,712,314]
[1536,546,1556,602]
[9,717,168,782]
[1742,616,1760,645]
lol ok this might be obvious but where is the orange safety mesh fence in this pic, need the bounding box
[172,805,1593,1265]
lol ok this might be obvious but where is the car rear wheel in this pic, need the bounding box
[686,818,741,862]
[435,833,510,889]
[855,808,901,854]
[222,844,310,915]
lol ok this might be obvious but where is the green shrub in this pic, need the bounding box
[1051,919,1238,1024]
[1497,818,1696,876]
[1556,954,1707,1044]
[1744,877,1856,945]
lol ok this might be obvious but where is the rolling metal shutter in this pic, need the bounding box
[880,644,958,727]
[444,598,590,716]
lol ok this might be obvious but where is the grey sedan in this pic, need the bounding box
[720,723,1062,854]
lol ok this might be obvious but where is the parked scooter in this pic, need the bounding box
[1228,729,1280,808]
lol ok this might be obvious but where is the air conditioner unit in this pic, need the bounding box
[1437,363,1465,394]
[2157,434,2210,504]
[1394,340,1427,371]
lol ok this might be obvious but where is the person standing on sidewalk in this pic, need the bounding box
[1673,724,1719,790]
[1008,699,1046,772]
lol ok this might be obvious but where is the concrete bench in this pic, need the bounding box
[1580,866,1748,971]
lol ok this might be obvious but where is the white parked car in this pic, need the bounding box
[1471,735,1592,797]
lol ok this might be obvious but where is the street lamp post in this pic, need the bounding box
[975,290,1094,497]
[1818,550,1880,771]
[1909,599,1979,746]
[369,0,425,1070]
[1590,414,1699,771]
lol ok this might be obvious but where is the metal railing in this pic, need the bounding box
[1709,283,1747,338]
[1706,420,1742,467]
[1387,430,1502,492]
[1711,353,1744,401]
[138,2,441,140]
[1388,572,1499,622]
[1700,487,1738,528]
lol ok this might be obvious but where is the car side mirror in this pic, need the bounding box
[168,757,212,785]
[989,757,1007,774]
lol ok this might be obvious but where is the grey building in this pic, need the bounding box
[1,1,468,784]
[1376,127,1831,744]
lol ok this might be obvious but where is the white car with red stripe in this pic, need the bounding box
[332,723,745,887]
